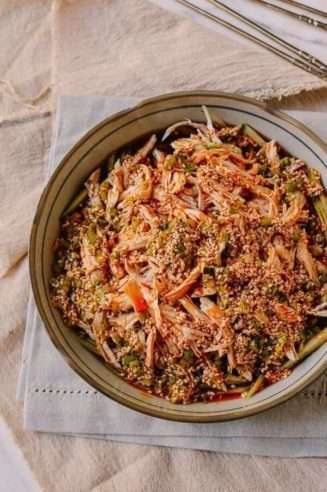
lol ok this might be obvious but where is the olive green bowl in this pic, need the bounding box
[30,91,327,422]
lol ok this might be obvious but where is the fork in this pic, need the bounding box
[175,0,327,79]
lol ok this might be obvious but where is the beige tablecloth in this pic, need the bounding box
[1,1,327,491]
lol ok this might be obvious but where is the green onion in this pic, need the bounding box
[259,164,269,177]
[159,222,169,231]
[111,335,122,347]
[207,142,221,149]
[220,232,230,243]
[178,155,196,173]
[108,207,118,218]
[87,224,97,244]
[260,216,272,227]
[285,180,298,193]
[280,157,291,169]
[121,354,140,368]
[141,377,152,387]
[181,349,194,365]
[243,375,265,398]
[308,167,319,184]
[95,287,107,304]
[283,328,327,369]
[129,360,141,371]
[61,277,71,294]
[164,155,176,170]
[319,272,327,284]
[111,250,120,260]
[313,193,327,227]
[175,242,186,255]
[184,163,196,173]
[99,182,109,202]
[225,375,248,386]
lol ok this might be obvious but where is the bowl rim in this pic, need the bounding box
[29,90,327,423]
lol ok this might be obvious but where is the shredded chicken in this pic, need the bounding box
[296,235,320,286]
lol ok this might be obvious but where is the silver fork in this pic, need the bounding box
[175,0,327,79]
[206,0,327,74]
[250,0,327,31]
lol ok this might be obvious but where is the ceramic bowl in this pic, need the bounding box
[30,91,327,422]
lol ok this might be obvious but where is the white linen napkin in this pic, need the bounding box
[148,0,327,64]
[18,96,327,457]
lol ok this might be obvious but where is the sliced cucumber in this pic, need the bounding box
[242,124,266,146]
[313,193,327,227]
[62,188,88,217]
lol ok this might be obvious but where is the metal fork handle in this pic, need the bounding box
[278,0,327,19]
[252,0,327,30]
